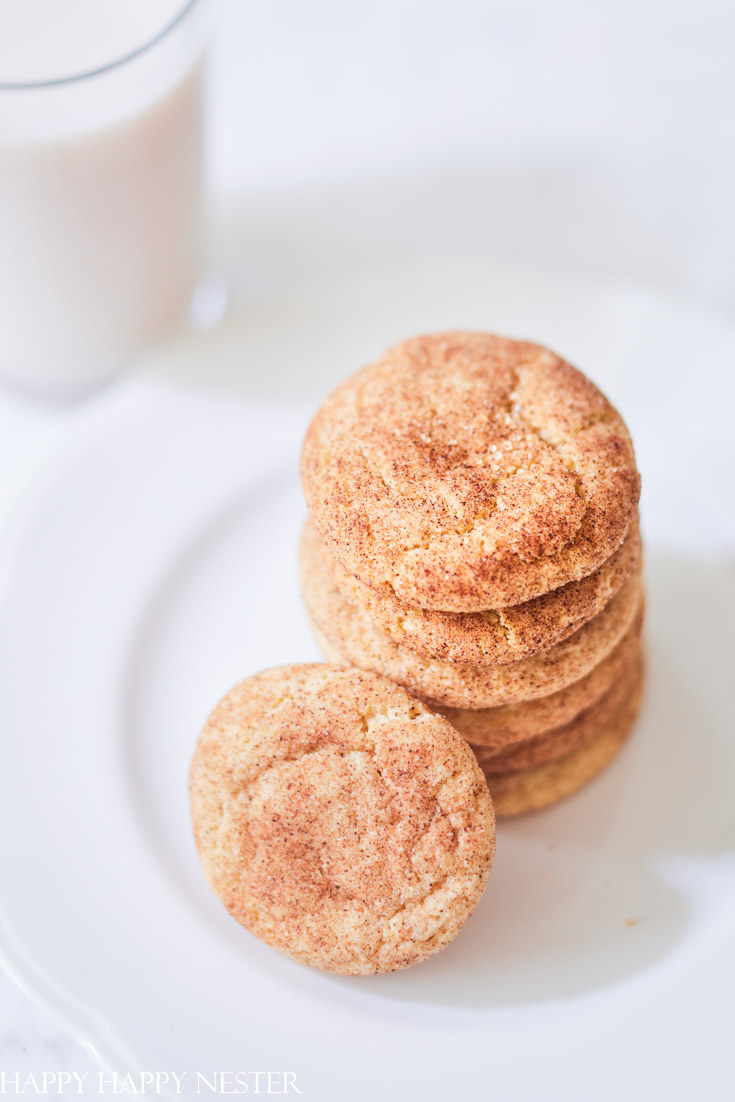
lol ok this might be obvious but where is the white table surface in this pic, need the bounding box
[2,0,734,1085]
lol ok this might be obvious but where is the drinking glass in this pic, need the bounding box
[0,0,209,399]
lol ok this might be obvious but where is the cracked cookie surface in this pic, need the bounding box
[189,664,495,975]
[301,332,640,611]
[307,515,641,666]
[302,525,643,710]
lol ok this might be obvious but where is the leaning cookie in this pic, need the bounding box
[441,606,643,749]
[302,332,640,612]
[473,646,643,774]
[300,524,643,710]
[484,664,643,817]
[310,516,642,666]
[189,664,495,976]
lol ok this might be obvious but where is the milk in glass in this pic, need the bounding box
[0,1,206,398]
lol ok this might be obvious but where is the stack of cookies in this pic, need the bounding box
[300,332,643,817]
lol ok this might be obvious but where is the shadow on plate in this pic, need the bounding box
[323,548,735,1007]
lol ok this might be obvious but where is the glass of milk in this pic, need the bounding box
[0,0,208,400]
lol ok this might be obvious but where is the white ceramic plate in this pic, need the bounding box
[0,266,734,1101]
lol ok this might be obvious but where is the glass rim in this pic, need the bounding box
[0,0,203,91]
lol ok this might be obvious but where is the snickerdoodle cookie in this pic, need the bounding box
[473,645,642,774]
[441,607,643,749]
[301,524,643,710]
[306,515,641,666]
[485,661,643,817]
[189,664,495,975]
[301,332,640,612]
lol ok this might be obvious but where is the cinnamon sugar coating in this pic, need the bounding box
[441,608,643,748]
[189,664,495,975]
[302,332,640,612]
[307,515,641,666]
[301,524,643,710]
[485,658,643,817]
[473,643,642,774]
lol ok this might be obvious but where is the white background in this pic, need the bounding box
[209,0,734,315]
[1,0,733,1087]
